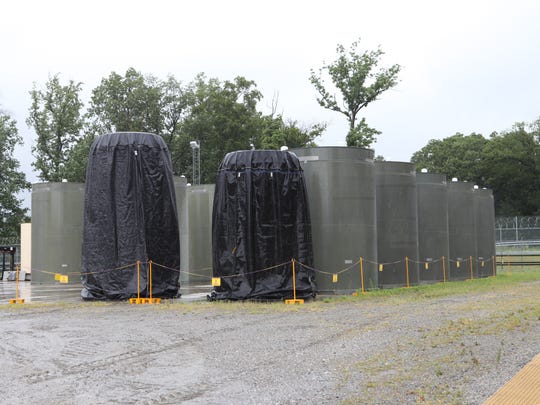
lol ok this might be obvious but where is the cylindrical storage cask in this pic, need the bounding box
[211,150,314,300]
[448,180,477,280]
[291,147,377,293]
[474,188,496,277]
[31,182,85,284]
[375,162,419,287]
[82,132,180,300]
[416,173,449,283]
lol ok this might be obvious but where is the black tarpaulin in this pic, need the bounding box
[81,132,180,300]
[210,150,315,300]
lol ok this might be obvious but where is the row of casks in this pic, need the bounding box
[291,147,496,292]
[30,146,495,291]
[30,180,215,285]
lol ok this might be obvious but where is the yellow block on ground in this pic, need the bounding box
[9,298,25,304]
[483,352,540,405]
[129,298,161,304]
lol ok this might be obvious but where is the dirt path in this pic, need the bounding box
[1,281,539,404]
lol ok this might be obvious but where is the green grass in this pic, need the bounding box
[343,266,540,302]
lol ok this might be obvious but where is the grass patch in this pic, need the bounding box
[320,267,540,304]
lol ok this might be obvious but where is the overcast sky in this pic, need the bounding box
[2,0,540,207]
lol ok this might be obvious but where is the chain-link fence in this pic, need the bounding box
[495,217,540,268]
[495,216,540,243]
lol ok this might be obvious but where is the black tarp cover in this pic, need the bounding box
[211,150,315,300]
[81,132,180,300]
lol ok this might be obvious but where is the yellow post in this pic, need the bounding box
[492,255,495,277]
[15,264,19,301]
[405,256,410,288]
[285,258,304,304]
[137,260,141,300]
[442,256,446,283]
[292,258,297,301]
[469,255,474,280]
[507,256,511,275]
[149,260,153,300]
[9,265,24,304]
[359,257,365,294]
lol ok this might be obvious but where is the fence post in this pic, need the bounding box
[285,258,304,304]
[442,256,446,283]
[469,256,474,280]
[405,256,410,288]
[359,257,365,294]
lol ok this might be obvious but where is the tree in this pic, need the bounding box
[258,114,324,150]
[411,121,540,216]
[179,74,264,183]
[345,117,381,148]
[27,74,85,182]
[87,68,162,135]
[158,76,191,173]
[410,133,488,184]
[481,124,540,215]
[310,39,400,147]
[0,111,30,237]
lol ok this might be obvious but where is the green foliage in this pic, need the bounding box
[482,123,540,215]
[28,68,324,185]
[411,121,540,216]
[259,115,324,150]
[180,74,263,183]
[410,133,488,183]
[0,111,30,237]
[27,74,85,182]
[310,38,400,146]
[87,68,162,134]
[346,117,381,148]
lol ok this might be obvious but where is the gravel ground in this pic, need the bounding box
[0,280,538,404]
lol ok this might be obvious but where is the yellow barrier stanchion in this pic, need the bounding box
[359,257,365,294]
[9,265,25,304]
[405,256,410,288]
[285,258,304,304]
[469,256,474,280]
[442,256,447,283]
[130,260,161,304]
[507,255,511,275]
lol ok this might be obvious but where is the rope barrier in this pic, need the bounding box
[23,251,499,302]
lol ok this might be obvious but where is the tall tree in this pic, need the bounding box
[179,74,263,183]
[159,76,191,173]
[27,74,84,182]
[0,111,30,237]
[411,122,540,216]
[482,124,540,215]
[410,133,488,184]
[310,38,401,147]
[87,68,162,135]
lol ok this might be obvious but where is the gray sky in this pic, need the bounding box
[2,0,540,207]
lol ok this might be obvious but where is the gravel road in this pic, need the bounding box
[1,280,538,404]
